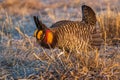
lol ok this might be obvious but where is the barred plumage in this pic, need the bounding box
[33,5,103,52]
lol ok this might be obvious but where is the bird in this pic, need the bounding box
[33,5,103,52]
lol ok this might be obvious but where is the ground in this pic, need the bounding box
[0,0,120,80]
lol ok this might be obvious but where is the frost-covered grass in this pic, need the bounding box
[0,0,120,79]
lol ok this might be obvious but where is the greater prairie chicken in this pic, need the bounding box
[33,5,103,52]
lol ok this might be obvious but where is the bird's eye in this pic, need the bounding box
[36,30,43,40]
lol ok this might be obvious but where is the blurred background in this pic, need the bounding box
[0,0,120,39]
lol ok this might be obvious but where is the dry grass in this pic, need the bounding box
[0,0,120,80]
[97,9,120,46]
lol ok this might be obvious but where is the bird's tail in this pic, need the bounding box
[90,28,104,49]
[82,5,97,25]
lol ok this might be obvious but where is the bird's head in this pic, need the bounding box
[33,16,53,48]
